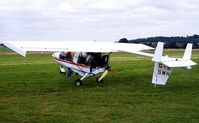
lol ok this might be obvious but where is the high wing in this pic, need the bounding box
[2,41,153,56]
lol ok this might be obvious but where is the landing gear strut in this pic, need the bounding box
[74,73,89,86]
[96,77,103,83]
[96,69,109,83]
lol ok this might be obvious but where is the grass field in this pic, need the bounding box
[0,48,199,123]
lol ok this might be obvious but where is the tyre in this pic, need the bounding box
[75,79,82,86]
[60,70,66,75]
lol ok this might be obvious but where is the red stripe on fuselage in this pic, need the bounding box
[53,57,89,68]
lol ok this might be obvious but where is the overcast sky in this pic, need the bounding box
[0,0,199,41]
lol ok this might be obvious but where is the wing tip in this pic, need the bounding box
[3,41,27,57]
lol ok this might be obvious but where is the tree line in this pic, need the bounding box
[119,34,199,48]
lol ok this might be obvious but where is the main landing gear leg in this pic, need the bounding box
[75,73,89,87]
[96,70,109,83]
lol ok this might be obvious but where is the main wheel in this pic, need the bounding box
[75,79,82,86]
[96,77,103,83]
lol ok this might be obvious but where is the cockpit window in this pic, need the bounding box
[59,52,73,61]
[59,52,66,60]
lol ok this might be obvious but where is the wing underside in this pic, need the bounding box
[2,41,153,56]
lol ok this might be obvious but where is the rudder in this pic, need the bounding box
[152,62,173,85]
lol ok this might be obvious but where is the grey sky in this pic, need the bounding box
[0,0,199,41]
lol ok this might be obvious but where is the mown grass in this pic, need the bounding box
[0,47,12,52]
[0,49,199,123]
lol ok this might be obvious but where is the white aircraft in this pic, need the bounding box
[2,41,197,86]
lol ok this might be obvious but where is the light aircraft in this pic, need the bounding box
[1,41,197,86]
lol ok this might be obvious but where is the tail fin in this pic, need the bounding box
[183,43,192,60]
[152,42,163,62]
[152,42,197,86]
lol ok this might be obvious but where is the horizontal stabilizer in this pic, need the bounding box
[162,60,197,68]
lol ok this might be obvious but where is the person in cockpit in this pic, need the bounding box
[59,51,73,61]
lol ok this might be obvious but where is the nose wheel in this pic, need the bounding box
[74,73,88,86]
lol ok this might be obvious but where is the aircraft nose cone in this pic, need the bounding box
[52,52,60,59]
